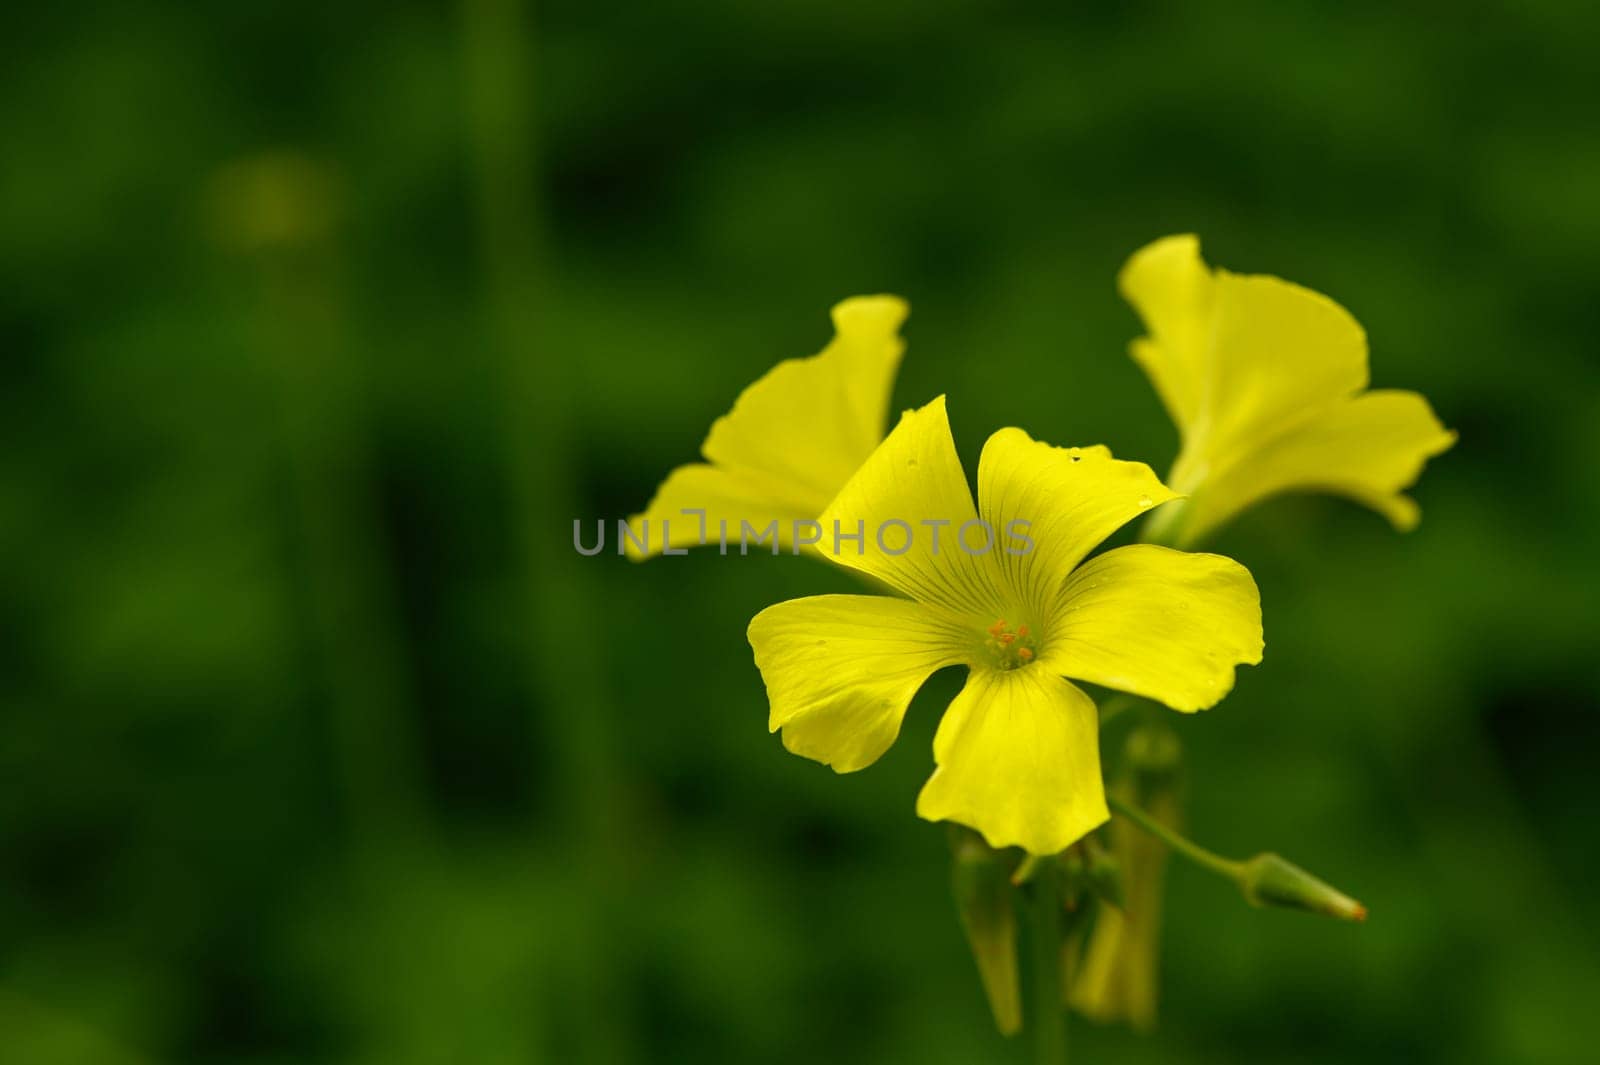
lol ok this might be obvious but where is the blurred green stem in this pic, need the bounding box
[1109,797,1367,920]
[1108,795,1243,881]
[460,0,628,1060]
[1098,693,1137,726]
[1029,861,1067,1065]
[254,219,429,842]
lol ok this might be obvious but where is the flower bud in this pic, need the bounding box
[949,827,1023,1035]
[1079,834,1124,911]
[1068,723,1183,1030]
[1238,852,1368,921]
[206,151,342,256]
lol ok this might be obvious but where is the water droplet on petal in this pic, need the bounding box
[1137,495,1154,509]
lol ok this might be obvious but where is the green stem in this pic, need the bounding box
[1108,795,1244,883]
[254,211,428,843]
[460,2,628,1062]
[1029,862,1066,1065]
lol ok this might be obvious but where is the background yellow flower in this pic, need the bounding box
[1123,235,1457,546]
[627,296,907,556]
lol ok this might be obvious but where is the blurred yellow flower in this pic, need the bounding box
[627,296,908,558]
[747,397,1262,854]
[1122,235,1457,547]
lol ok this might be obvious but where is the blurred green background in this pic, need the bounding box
[4,1,1599,1062]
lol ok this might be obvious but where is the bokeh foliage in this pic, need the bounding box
[3,1,1598,1062]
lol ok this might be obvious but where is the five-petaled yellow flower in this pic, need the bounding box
[747,397,1263,854]
[628,296,908,557]
[1122,235,1457,547]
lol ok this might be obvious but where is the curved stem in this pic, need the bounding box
[1029,861,1067,1065]
[1108,795,1245,883]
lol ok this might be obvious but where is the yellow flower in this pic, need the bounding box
[627,296,908,557]
[1121,235,1457,547]
[747,397,1263,854]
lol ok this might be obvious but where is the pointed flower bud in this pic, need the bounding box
[1238,852,1368,922]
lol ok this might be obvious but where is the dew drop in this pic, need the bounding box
[1137,495,1154,509]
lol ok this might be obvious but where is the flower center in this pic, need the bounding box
[984,618,1038,670]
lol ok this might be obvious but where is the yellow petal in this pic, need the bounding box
[703,295,908,490]
[817,396,1006,618]
[1123,237,1369,461]
[1121,235,1454,544]
[629,295,907,559]
[1044,545,1262,712]
[1177,389,1458,546]
[976,428,1179,618]
[748,594,967,773]
[625,463,821,556]
[916,669,1107,854]
[1196,271,1369,475]
[1118,234,1213,431]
